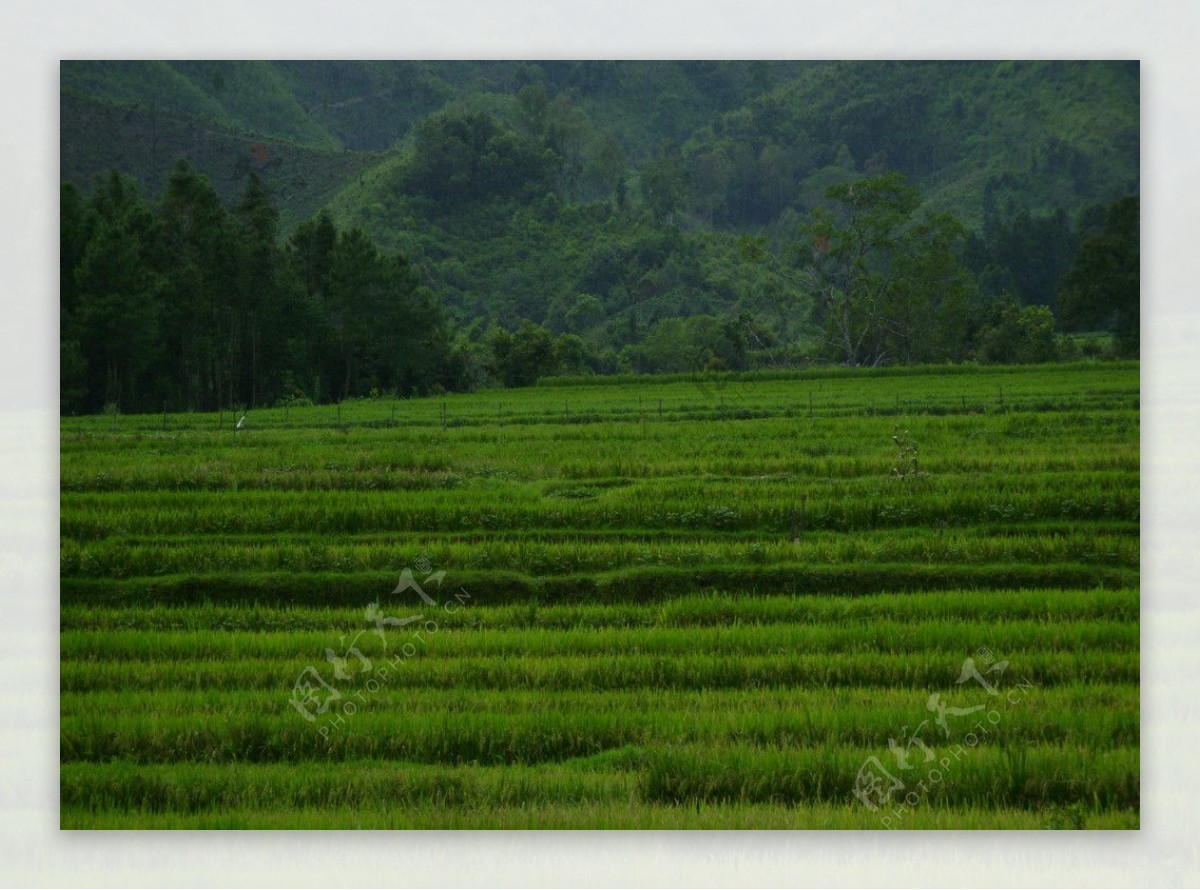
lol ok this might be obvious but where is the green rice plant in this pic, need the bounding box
[891,426,923,479]
[58,362,1140,829]
[61,648,1140,697]
[59,796,1141,830]
[60,587,1139,634]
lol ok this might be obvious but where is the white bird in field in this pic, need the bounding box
[236,412,246,430]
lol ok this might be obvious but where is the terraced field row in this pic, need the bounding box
[61,588,1139,827]
[60,363,1139,828]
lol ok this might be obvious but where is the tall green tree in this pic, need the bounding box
[803,173,918,365]
[1059,194,1139,356]
[625,314,748,373]
[60,183,90,319]
[284,210,339,400]
[74,173,166,410]
[62,163,466,414]
[159,159,239,411]
[60,183,92,413]
[585,130,627,201]
[975,298,1059,364]
[489,321,557,386]
[322,226,452,398]
[799,173,974,365]
[964,208,1077,311]
[640,151,689,223]
[288,210,337,303]
[234,172,290,407]
[406,112,555,208]
[885,213,973,363]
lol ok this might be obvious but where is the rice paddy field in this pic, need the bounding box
[59,362,1140,829]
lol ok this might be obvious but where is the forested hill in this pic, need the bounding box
[59,61,1139,415]
[62,61,1138,228]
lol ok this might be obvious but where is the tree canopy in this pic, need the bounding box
[60,161,465,414]
[1059,195,1139,356]
[795,173,972,366]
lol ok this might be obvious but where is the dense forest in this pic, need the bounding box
[59,61,1140,414]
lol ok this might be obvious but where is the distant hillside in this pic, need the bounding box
[60,60,1138,344]
[59,61,1140,417]
[61,61,342,148]
[61,60,1138,222]
[310,61,1137,239]
[60,92,380,227]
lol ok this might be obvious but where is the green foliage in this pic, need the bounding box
[623,314,749,374]
[61,61,342,150]
[977,299,1060,364]
[552,334,589,375]
[890,426,922,479]
[64,61,1138,230]
[72,172,167,410]
[404,112,557,208]
[61,164,458,414]
[61,61,229,127]
[888,212,973,363]
[489,321,559,387]
[965,208,1078,311]
[1059,195,1139,356]
[639,151,690,222]
[799,173,973,366]
[564,294,606,332]
[171,61,342,149]
[272,61,453,151]
[62,63,1141,412]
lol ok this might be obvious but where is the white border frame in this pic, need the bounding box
[4,1,1196,885]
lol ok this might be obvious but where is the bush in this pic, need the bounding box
[977,299,1059,364]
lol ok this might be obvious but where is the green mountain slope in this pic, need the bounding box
[62,60,1138,228]
[62,61,342,149]
[61,60,229,124]
[61,60,1138,344]
[60,92,379,228]
[671,60,1139,229]
[310,62,1134,334]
